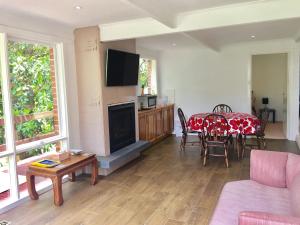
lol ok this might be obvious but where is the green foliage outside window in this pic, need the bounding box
[139,58,149,89]
[17,143,57,160]
[0,41,56,153]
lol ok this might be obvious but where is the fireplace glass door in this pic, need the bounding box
[108,103,136,153]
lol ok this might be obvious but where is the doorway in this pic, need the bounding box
[251,53,288,139]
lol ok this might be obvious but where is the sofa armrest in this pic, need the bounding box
[239,211,300,225]
[250,150,288,188]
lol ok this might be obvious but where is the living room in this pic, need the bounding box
[0,0,300,225]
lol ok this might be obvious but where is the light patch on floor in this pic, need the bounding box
[265,122,285,139]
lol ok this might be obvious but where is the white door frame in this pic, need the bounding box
[247,45,300,141]
[286,48,300,140]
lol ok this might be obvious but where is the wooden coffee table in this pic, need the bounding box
[26,153,98,206]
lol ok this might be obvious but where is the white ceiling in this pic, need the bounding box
[0,0,144,27]
[136,18,300,51]
[1,0,300,51]
[0,0,259,27]
[129,0,256,14]
[188,18,300,48]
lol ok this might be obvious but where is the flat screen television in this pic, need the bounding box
[106,49,140,86]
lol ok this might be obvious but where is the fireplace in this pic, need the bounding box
[108,102,136,153]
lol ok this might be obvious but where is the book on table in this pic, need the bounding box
[31,159,60,168]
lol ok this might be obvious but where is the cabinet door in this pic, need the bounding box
[168,106,174,133]
[146,113,156,141]
[162,108,169,134]
[156,109,163,138]
[139,114,147,140]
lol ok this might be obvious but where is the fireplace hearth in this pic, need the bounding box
[108,102,136,153]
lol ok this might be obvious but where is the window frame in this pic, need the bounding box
[139,57,157,95]
[0,32,70,209]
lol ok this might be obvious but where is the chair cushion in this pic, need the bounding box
[290,173,300,217]
[250,150,288,188]
[286,153,300,189]
[209,180,291,225]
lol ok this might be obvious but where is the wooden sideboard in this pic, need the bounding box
[138,104,174,143]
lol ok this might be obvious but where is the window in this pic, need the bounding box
[138,58,157,95]
[8,40,60,145]
[0,33,68,209]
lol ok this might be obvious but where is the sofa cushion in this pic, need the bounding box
[290,173,300,217]
[286,153,300,189]
[209,180,291,225]
[239,211,300,225]
[250,150,288,188]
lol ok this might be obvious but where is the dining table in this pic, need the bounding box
[187,112,260,135]
[187,112,260,158]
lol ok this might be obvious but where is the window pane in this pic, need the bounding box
[8,41,60,145]
[138,58,157,95]
[17,142,61,198]
[15,118,56,146]
[0,157,11,207]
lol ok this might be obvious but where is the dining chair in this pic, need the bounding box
[213,104,233,113]
[177,108,203,152]
[242,109,270,158]
[202,113,231,168]
[213,104,234,153]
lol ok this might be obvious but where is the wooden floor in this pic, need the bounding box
[265,122,285,139]
[1,137,299,225]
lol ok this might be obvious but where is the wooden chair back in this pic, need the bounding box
[213,104,233,113]
[257,109,270,135]
[203,113,230,141]
[177,108,188,134]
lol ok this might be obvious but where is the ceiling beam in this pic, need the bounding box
[181,32,219,52]
[121,0,177,28]
[100,0,300,41]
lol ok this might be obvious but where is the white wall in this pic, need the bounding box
[159,48,249,114]
[157,39,299,140]
[252,53,287,122]
[0,11,81,148]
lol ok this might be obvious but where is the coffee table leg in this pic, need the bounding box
[91,158,98,185]
[69,172,76,182]
[51,176,63,206]
[26,172,39,200]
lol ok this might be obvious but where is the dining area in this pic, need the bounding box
[178,104,270,168]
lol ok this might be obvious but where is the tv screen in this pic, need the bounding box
[106,49,140,86]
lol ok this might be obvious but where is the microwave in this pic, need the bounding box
[138,95,157,109]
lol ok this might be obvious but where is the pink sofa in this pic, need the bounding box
[210,150,300,225]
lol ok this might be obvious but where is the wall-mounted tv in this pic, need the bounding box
[106,49,140,86]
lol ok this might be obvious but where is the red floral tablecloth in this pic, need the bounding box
[187,112,260,135]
